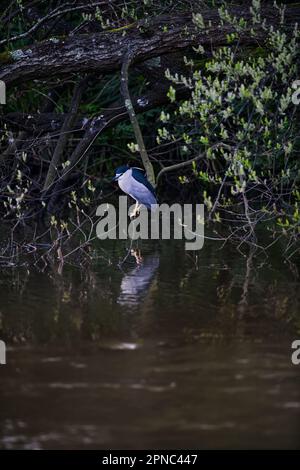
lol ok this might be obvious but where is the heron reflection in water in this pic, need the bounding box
[117,250,159,307]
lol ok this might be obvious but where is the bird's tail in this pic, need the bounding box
[149,203,158,212]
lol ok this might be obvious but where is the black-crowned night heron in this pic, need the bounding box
[112,165,157,217]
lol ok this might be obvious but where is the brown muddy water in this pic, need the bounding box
[0,239,300,449]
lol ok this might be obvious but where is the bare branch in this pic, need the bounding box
[43,77,88,191]
[121,50,155,186]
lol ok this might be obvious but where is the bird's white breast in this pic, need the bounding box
[118,169,134,197]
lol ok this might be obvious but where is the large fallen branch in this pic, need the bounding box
[1,6,299,85]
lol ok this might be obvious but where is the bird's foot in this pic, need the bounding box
[129,210,139,220]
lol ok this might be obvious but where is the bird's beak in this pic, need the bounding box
[111,175,118,182]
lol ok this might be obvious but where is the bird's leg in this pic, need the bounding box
[130,201,138,219]
[136,203,141,215]
[130,201,141,219]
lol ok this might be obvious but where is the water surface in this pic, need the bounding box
[0,240,300,449]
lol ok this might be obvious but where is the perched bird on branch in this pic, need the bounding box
[112,165,157,218]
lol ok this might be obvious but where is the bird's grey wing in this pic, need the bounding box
[128,178,157,209]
